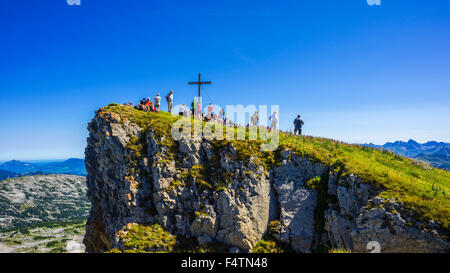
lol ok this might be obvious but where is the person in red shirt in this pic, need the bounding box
[145,97,153,112]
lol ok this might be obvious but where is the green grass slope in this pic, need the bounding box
[100,104,450,231]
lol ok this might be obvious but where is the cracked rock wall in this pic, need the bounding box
[84,110,449,253]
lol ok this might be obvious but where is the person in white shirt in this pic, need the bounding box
[250,111,259,127]
[154,93,161,111]
[165,90,174,112]
[179,104,187,116]
[269,111,278,131]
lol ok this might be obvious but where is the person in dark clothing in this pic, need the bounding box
[191,99,197,116]
[293,114,304,135]
[138,98,146,111]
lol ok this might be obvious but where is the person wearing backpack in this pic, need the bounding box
[294,114,304,135]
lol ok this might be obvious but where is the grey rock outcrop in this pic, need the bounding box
[84,109,272,252]
[351,197,449,253]
[272,149,327,252]
[84,109,449,253]
[324,175,449,252]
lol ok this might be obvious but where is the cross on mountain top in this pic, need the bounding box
[188,73,211,105]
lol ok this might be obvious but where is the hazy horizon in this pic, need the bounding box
[0,138,448,162]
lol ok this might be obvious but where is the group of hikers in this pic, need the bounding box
[248,110,278,131]
[133,90,305,135]
[249,111,304,135]
[136,90,171,113]
[178,100,235,126]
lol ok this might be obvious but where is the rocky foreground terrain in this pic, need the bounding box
[83,105,449,253]
[0,220,85,253]
[0,174,89,253]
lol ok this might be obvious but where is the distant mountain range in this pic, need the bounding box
[0,158,86,179]
[364,140,450,170]
[0,170,19,181]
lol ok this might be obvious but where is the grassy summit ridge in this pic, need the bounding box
[100,104,450,230]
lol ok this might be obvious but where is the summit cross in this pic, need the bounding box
[188,73,211,105]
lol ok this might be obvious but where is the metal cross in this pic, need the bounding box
[188,73,211,105]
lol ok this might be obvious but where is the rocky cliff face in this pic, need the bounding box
[83,109,449,253]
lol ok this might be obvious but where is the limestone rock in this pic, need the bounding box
[273,151,327,253]
[190,205,218,238]
[83,109,449,253]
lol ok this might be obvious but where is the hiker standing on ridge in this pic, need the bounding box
[250,110,259,127]
[154,93,161,112]
[207,103,214,120]
[197,101,202,119]
[165,90,174,113]
[293,114,304,135]
[191,99,197,116]
[269,111,278,131]
[218,108,225,125]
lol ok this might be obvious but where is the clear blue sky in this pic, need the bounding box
[1,0,449,160]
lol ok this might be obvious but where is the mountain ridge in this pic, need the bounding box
[364,140,450,170]
[0,158,87,177]
[0,170,18,180]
